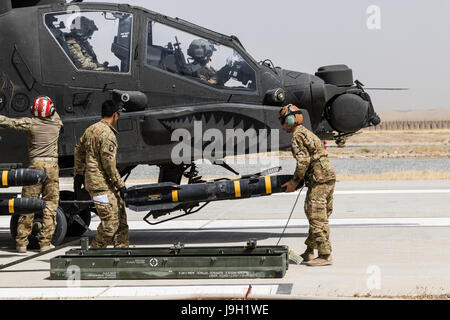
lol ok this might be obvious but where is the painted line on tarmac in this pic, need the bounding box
[1,217,450,231]
[193,217,450,229]
[0,284,282,299]
[274,189,450,196]
[87,217,450,230]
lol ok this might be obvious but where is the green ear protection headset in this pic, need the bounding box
[279,104,303,128]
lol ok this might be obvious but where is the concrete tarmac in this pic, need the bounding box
[0,180,449,299]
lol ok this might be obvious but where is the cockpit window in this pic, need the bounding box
[146,20,256,90]
[44,11,132,73]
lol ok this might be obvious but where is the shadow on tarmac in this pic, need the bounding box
[129,230,307,246]
[0,229,307,249]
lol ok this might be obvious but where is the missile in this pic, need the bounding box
[1,169,47,188]
[124,174,293,222]
[0,198,46,215]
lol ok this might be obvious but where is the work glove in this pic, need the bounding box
[73,174,84,200]
[296,180,305,190]
[74,174,84,191]
[119,186,127,200]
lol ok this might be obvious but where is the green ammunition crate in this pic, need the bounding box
[50,245,289,280]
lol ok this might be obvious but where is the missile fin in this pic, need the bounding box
[127,182,180,194]
[127,202,182,213]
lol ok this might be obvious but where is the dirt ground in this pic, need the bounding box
[326,130,450,159]
[276,129,450,180]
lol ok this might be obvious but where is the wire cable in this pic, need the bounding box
[276,186,305,246]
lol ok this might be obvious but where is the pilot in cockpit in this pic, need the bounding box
[65,17,108,71]
[187,39,220,84]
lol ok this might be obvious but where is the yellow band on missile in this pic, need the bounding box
[8,199,14,214]
[2,171,7,187]
[172,190,179,202]
[265,176,272,194]
[234,181,241,198]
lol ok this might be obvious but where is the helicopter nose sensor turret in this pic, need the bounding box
[327,93,372,133]
[316,65,381,134]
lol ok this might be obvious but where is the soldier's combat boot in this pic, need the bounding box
[39,244,55,253]
[16,245,27,253]
[305,254,333,267]
[300,247,315,265]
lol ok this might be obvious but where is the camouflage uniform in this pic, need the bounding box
[198,65,218,85]
[197,64,231,86]
[289,125,336,256]
[74,119,128,248]
[66,37,106,71]
[0,113,63,248]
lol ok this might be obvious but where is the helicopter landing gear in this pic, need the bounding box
[158,163,189,184]
[336,137,347,148]
[59,190,92,237]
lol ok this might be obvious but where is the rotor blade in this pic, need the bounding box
[364,88,410,91]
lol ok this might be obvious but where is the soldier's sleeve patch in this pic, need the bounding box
[109,144,115,153]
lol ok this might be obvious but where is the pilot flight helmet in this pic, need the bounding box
[279,104,303,128]
[31,96,55,118]
[70,16,98,38]
[188,39,217,63]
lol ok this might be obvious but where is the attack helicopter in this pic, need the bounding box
[0,0,381,244]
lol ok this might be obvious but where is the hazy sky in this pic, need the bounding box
[84,0,450,110]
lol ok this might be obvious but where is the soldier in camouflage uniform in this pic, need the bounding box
[187,39,232,86]
[0,96,63,253]
[65,17,106,71]
[280,104,336,267]
[73,100,128,249]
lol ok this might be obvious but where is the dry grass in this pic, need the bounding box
[352,285,450,300]
[324,130,450,159]
[352,293,450,300]
[327,145,450,159]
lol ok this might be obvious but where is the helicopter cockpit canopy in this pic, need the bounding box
[44,11,132,73]
[146,20,257,90]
